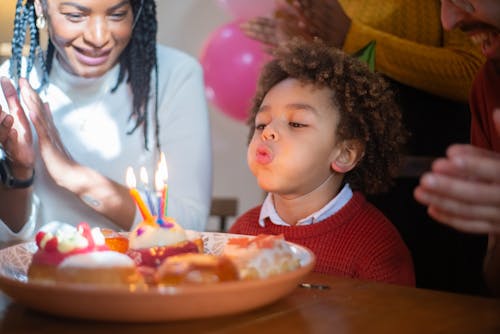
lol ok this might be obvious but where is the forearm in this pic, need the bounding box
[484,234,500,297]
[0,186,32,233]
[343,20,484,102]
[62,165,136,231]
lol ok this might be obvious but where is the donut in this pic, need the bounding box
[155,253,239,285]
[28,222,141,286]
[222,234,300,279]
[126,216,203,267]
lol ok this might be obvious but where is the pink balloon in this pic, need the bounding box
[200,21,270,122]
[216,0,276,19]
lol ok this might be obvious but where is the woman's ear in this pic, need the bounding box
[331,139,365,173]
[34,0,44,17]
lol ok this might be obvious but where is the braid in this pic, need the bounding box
[113,0,158,151]
[26,6,38,75]
[9,0,158,150]
[10,0,31,83]
[9,0,48,91]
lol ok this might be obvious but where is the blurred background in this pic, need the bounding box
[0,0,268,230]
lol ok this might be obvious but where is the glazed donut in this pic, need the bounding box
[155,253,239,285]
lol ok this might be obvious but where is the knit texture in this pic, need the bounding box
[340,0,484,102]
[470,60,500,152]
[230,192,415,286]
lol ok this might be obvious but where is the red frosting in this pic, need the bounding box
[126,240,199,267]
[32,223,109,266]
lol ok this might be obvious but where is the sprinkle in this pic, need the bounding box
[158,220,174,228]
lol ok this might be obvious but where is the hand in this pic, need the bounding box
[19,78,78,187]
[0,77,35,179]
[241,0,351,52]
[414,111,500,235]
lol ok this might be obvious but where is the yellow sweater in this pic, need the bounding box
[340,0,484,102]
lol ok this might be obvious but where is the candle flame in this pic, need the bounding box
[159,152,168,182]
[126,167,136,188]
[155,152,168,192]
[140,166,149,186]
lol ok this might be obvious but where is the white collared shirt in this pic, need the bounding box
[258,184,353,227]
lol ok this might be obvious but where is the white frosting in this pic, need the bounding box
[90,227,106,245]
[59,251,135,268]
[38,223,106,253]
[224,237,299,278]
[129,220,187,249]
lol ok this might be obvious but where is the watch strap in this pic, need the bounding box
[0,157,35,189]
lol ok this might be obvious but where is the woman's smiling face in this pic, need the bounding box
[37,0,134,78]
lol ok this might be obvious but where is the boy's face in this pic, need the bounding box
[441,0,500,64]
[247,78,341,198]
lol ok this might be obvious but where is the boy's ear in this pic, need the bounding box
[331,139,365,173]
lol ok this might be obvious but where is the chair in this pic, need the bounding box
[210,197,238,232]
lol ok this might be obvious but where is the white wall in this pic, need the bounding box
[156,1,263,230]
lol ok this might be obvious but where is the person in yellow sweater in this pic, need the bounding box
[242,0,488,295]
[243,0,484,102]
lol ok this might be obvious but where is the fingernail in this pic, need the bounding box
[451,156,465,167]
[423,174,437,187]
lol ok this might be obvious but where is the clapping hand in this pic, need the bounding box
[414,110,500,235]
[18,78,78,188]
[240,0,351,52]
[0,77,35,180]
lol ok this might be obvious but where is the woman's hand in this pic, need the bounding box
[241,0,351,52]
[0,77,35,179]
[19,78,79,188]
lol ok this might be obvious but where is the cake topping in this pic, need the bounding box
[31,222,109,266]
[35,222,107,254]
[129,217,187,250]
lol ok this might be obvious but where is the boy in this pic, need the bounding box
[229,40,415,286]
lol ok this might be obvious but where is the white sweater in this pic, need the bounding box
[0,45,212,245]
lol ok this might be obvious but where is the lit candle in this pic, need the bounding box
[156,152,169,218]
[126,167,153,221]
[139,166,156,216]
[155,169,164,221]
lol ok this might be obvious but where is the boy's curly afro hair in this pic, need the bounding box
[247,39,407,194]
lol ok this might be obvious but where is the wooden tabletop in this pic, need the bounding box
[1,272,499,334]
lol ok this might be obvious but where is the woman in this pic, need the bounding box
[0,0,212,246]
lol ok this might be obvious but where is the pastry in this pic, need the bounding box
[155,253,239,285]
[126,216,203,268]
[28,222,141,286]
[222,234,300,279]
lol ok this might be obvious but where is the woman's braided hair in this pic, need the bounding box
[9,0,159,150]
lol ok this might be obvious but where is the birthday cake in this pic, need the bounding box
[126,216,203,268]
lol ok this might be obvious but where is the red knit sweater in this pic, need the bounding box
[229,192,415,286]
[469,60,500,152]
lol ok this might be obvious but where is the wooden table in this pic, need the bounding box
[1,272,499,334]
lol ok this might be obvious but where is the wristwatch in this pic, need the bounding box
[0,149,34,189]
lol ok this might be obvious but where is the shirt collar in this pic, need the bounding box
[258,183,353,227]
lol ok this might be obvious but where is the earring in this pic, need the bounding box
[36,15,46,30]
